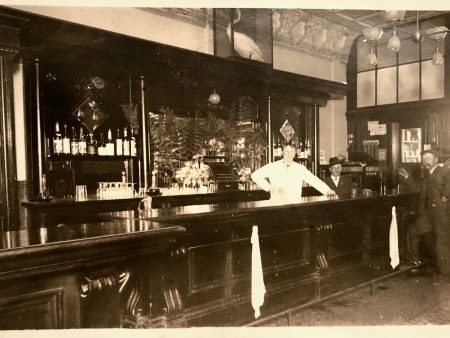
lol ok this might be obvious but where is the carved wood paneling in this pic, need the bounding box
[0,288,63,329]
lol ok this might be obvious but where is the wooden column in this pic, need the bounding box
[267,96,272,163]
[390,122,400,190]
[0,25,20,230]
[313,104,320,176]
[140,75,149,189]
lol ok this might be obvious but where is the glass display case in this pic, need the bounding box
[401,127,422,163]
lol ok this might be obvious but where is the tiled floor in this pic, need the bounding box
[285,273,450,326]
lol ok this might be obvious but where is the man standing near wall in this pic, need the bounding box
[421,149,450,282]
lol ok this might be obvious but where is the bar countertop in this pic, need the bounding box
[104,192,413,223]
[0,219,185,279]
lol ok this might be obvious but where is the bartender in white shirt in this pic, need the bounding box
[251,144,336,203]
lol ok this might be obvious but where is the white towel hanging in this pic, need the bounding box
[251,225,266,318]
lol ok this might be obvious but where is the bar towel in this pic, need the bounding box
[389,206,400,269]
[251,225,266,319]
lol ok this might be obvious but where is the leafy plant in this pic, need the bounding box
[150,97,267,181]
[120,103,139,132]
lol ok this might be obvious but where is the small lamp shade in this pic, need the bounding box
[388,29,401,52]
[367,49,378,66]
[362,27,383,41]
[383,10,406,22]
[425,26,448,41]
[432,48,444,65]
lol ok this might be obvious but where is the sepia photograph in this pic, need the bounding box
[0,0,450,337]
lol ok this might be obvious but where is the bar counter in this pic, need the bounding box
[101,192,415,327]
[21,195,143,228]
[0,219,185,329]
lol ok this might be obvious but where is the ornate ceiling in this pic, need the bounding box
[139,8,449,63]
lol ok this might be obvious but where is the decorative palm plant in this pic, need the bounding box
[149,96,267,184]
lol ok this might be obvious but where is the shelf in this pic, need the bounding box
[48,154,138,161]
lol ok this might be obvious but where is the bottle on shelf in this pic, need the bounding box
[115,129,123,156]
[273,138,278,160]
[106,129,114,156]
[78,127,87,155]
[123,127,130,156]
[98,133,106,156]
[130,129,137,157]
[70,126,79,155]
[277,139,283,158]
[306,140,311,158]
[37,173,52,202]
[53,122,63,155]
[62,124,70,155]
[299,142,305,160]
[379,171,385,195]
[87,133,97,156]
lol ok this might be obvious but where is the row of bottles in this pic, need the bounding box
[273,138,311,160]
[51,122,137,157]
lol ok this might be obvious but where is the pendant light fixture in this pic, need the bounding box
[363,10,449,66]
[208,89,221,105]
[367,48,378,66]
[388,27,401,52]
[432,46,444,65]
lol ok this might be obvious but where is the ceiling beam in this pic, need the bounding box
[334,12,373,28]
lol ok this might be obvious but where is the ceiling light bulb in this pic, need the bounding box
[388,28,401,52]
[432,47,444,66]
[367,49,378,66]
[209,90,220,105]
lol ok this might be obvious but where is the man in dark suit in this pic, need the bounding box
[421,149,450,282]
[323,156,354,196]
[398,166,434,272]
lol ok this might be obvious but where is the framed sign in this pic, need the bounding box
[213,8,273,65]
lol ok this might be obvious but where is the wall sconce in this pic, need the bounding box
[209,89,221,105]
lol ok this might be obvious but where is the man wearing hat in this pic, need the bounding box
[420,149,450,282]
[323,156,354,196]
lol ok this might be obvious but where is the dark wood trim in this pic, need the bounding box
[347,98,450,121]
[389,122,400,188]
[0,50,20,230]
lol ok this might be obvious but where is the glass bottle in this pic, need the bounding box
[123,127,130,156]
[106,129,114,156]
[87,133,97,155]
[277,139,283,158]
[70,126,79,155]
[62,124,70,154]
[53,122,63,155]
[78,127,87,155]
[115,129,123,156]
[130,129,137,157]
[379,171,385,195]
[98,133,106,156]
[38,173,52,202]
[273,138,278,160]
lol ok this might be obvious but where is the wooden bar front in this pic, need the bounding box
[102,192,414,326]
